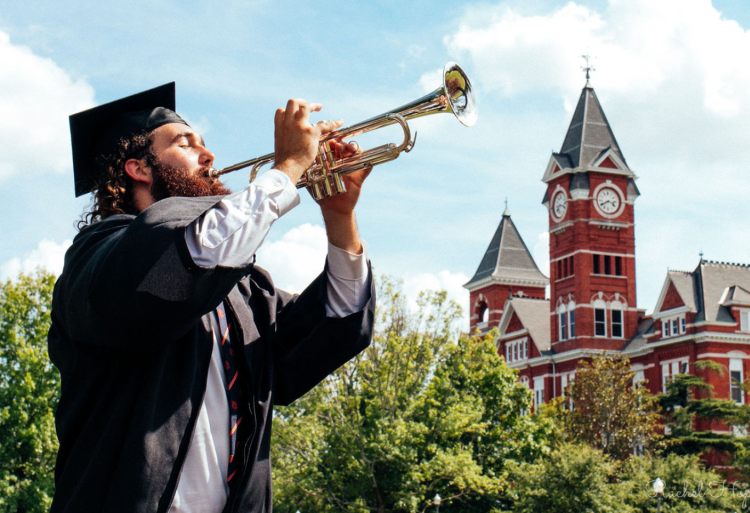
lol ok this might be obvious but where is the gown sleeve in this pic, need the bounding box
[271,263,375,406]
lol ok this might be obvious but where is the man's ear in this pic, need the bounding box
[124,158,153,186]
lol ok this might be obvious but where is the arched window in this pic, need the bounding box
[567,299,576,338]
[593,297,607,337]
[557,301,567,341]
[475,297,489,326]
[610,299,624,338]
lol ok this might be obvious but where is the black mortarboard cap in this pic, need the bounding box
[69,82,189,197]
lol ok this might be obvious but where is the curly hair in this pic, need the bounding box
[77,132,157,230]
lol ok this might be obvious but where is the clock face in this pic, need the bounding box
[596,187,622,215]
[552,191,567,220]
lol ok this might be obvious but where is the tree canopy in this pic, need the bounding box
[0,272,59,513]
[271,279,558,513]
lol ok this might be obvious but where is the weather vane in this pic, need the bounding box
[581,54,595,86]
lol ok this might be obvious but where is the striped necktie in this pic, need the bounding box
[213,302,243,484]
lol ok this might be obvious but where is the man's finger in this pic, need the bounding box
[294,100,309,120]
[285,98,302,125]
[274,108,284,141]
[316,119,343,134]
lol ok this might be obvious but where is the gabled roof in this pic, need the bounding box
[558,86,631,172]
[551,152,573,170]
[654,270,699,314]
[697,261,750,322]
[499,297,551,352]
[464,211,549,290]
[651,261,750,323]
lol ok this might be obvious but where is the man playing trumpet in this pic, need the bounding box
[48,83,375,513]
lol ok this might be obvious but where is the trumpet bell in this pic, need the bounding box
[443,62,477,127]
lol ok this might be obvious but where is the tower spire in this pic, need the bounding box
[556,79,630,171]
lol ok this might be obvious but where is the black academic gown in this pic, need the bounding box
[47,196,375,513]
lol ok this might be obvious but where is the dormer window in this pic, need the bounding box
[505,338,529,363]
[740,309,750,332]
[661,314,687,338]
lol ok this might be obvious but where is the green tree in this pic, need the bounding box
[0,272,59,513]
[272,278,558,513]
[618,452,746,512]
[508,443,746,513]
[566,356,660,459]
[507,442,628,513]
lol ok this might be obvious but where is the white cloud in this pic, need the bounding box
[1,238,71,280]
[443,0,750,162]
[446,3,605,97]
[0,31,94,182]
[255,224,470,326]
[255,223,328,293]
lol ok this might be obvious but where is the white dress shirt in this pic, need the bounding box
[170,170,369,513]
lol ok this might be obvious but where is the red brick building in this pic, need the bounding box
[466,82,750,422]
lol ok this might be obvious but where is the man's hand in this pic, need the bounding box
[273,98,341,183]
[273,99,369,253]
[318,139,371,254]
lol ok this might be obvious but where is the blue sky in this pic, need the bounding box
[2,0,749,326]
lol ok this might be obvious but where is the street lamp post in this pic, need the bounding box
[433,493,442,513]
[653,477,665,513]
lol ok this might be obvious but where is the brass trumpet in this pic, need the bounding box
[206,62,476,200]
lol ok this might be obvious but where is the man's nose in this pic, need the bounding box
[200,146,215,168]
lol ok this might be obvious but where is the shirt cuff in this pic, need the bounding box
[258,169,300,216]
[326,241,368,280]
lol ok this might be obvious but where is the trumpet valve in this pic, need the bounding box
[333,173,346,194]
[322,176,333,197]
[311,182,324,201]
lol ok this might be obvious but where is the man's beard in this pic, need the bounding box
[149,156,231,201]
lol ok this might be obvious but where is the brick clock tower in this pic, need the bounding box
[472,72,750,448]
[542,84,640,352]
